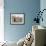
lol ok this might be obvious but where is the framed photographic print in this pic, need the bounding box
[10,13,25,25]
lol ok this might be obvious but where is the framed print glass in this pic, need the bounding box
[10,13,25,25]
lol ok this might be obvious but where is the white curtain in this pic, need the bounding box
[0,0,4,42]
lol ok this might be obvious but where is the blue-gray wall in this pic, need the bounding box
[4,0,40,42]
[40,0,46,27]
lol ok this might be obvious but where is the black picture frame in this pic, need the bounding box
[10,13,25,25]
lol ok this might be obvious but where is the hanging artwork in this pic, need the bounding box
[10,13,25,25]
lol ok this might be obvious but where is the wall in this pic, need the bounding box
[4,0,40,42]
[40,0,46,27]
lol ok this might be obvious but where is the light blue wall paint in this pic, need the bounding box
[4,0,40,42]
[40,0,46,27]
